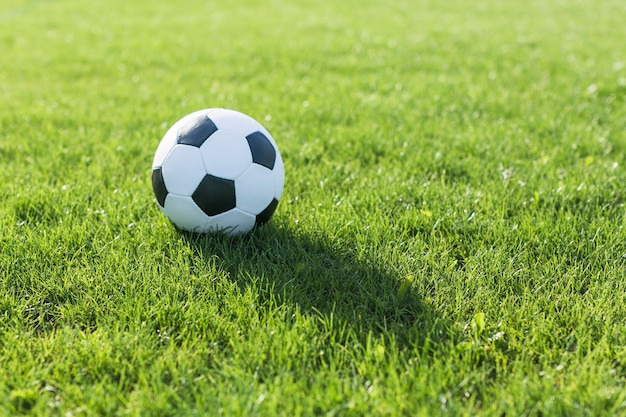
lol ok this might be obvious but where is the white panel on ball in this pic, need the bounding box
[161,145,207,197]
[163,194,210,232]
[206,208,256,236]
[235,164,275,214]
[273,153,285,199]
[199,130,253,180]
[208,109,264,135]
[152,125,178,169]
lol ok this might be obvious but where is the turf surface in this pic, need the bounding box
[1,0,626,415]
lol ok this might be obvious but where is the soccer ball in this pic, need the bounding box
[151,108,284,236]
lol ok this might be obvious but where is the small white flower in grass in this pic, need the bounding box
[499,164,513,180]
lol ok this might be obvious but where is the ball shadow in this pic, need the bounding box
[181,223,437,347]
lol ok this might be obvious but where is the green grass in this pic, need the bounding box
[2,0,626,415]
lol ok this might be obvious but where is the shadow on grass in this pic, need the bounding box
[181,222,441,348]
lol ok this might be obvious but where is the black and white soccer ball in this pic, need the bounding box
[151,108,284,236]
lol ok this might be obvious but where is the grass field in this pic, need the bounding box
[1,0,626,415]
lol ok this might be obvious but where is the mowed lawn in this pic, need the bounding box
[1,0,626,415]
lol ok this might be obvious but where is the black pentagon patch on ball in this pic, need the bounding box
[192,174,236,216]
[256,198,279,226]
[152,167,168,207]
[177,113,218,147]
[246,131,276,170]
